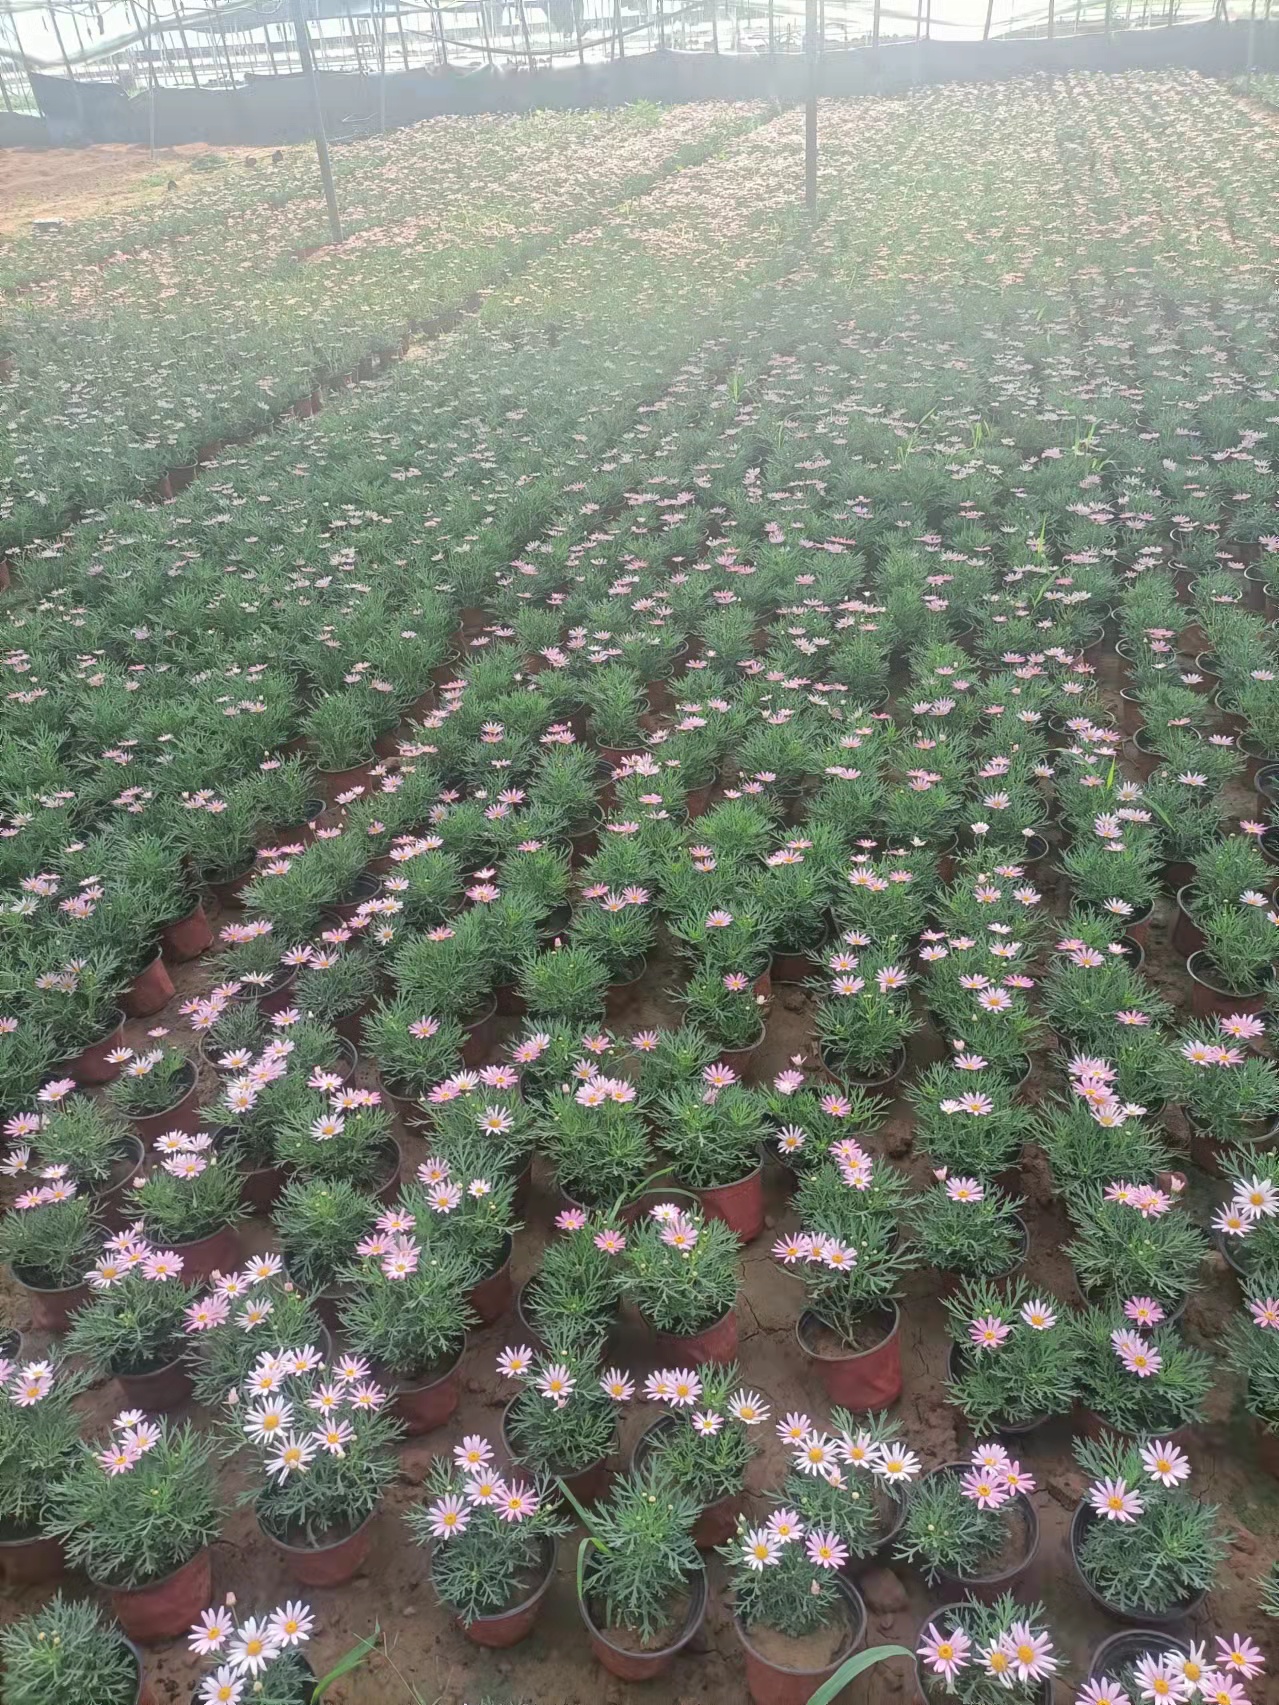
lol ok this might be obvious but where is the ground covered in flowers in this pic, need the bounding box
[2,66,1279,1705]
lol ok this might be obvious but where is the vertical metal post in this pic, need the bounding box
[615,0,625,57]
[477,0,495,65]
[710,0,718,51]
[291,0,343,244]
[768,0,775,52]
[377,0,388,129]
[1046,0,1055,36]
[515,0,534,67]
[657,0,665,48]
[983,0,994,36]
[395,6,411,70]
[173,2,201,84]
[804,0,816,213]
[575,0,586,64]
[872,0,880,44]
[207,0,238,84]
[436,0,450,66]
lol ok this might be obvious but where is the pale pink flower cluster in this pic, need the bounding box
[87,1225,185,1290]
[189,1596,313,1704]
[919,1611,1056,1689]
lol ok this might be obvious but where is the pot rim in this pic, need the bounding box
[388,1335,466,1397]
[576,1545,708,1659]
[463,1531,559,1629]
[733,1573,867,1676]
[123,1061,198,1122]
[1185,949,1271,1000]
[927,1466,1039,1586]
[259,1503,376,1555]
[796,1300,900,1364]
[501,1393,614,1480]
[90,1543,208,1596]
[1069,1502,1207,1624]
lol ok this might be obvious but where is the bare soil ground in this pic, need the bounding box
[0,143,296,236]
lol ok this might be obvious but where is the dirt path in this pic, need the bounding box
[0,142,296,235]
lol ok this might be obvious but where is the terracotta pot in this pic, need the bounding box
[502,1398,614,1505]
[374,1136,403,1206]
[62,1015,127,1085]
[262,1507,374,1588]
[240,1160,288,1215]
[105,1547,212,1644]
[735,1576,867,1705]
[1070,1502,1204,1626]
[325,873,380,924]
[1171,886,1203,956]
[684,779,717,819]
[578,1554,708,1682]
[715,1022,768,1082]
[461,999,499,1068]
[94,1135,147,1229]
[796,1304,902,1410]
[771,947,820,984]
[460,1534,558,1648]
[932,1464,1039,1604]
[652,1304,738,1367]
[630,1415,741,1548]
[116,1352,193,1412]
[391,1342,465,1435]
[1186,950,1269,1020]
[381,1079,431,1131]
[695,1156,764,1243]
[316,758,377,801]
[127,1067,200,1143]
[13,1269,89,1332]
[466,1233,514,1325]
[205,862,256,908]
[161,901,215,963]
[512,1153,533,1216]
[1121,899,1154,949]
[170,1223,240,1283]
[122,952,176,1019]
[1075,1408,1193,1452]
[495,981,527,1018]
[255,967,298,1017]
[1253,1417,1279,1481]
[0,1527,65,1585]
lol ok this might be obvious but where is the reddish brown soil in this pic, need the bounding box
[0,143,294,236]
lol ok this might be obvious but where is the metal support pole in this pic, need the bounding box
[378,0,388,129]
[291,0,343,244]
[173,1,201,84]
[871,0,880,45]
[804,0,816,213]
[615,0,625,56]
[983,0,994,36]
[768,0,775,53]
[1046,0,1055,36]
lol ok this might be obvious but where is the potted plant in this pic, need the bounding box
[1065,1184,1208,1314]
[1069,1435,1225,1623]
[127,1142,246,1281]
[0,1351,87,1583]
[407,1448,568,1647]
[0,1193,100,1329]
[0,1594,152,1705]
[105,1048,200,1140]
[678,964,769,1061]
[783,1164,914,1410]
[1166,1021,1279,1160]
[185,1596,320,1704]
[339,1243,476,1435]
[625,1202,741,1364]
[630,1361,765,1548]
[943,1280,1080,1436]
[44,1417,221,1642]
[518,1214,626,1347]
[65,1254,196,1410]
[498,1335,621,1502]
[360,1001,464,1112]
[574,1464,707,1682]
[232,1350,401,1585]
[273,1086,398,1194]
[570,890,655,983]
[1215,1152,1279,1282]
[540,1083,654,1214]
[9,1092,142,1223]
[396,1163,519,1322]
[1072,1307,1212,1440]
[910,1175,1026,1286]
[273,1178,377,1303]
[894,1445,1039,1596]
[658,1081,768,1241]
[908,1061,1026,1181]
[183,1268,325,1406]
[517,944,610,1026]
[1226,1282,1279,1477]
[813,954,918,1088]
[914,1594,1058,1703]
[1188,904,1276,1017]
[722,1498,869,1705]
